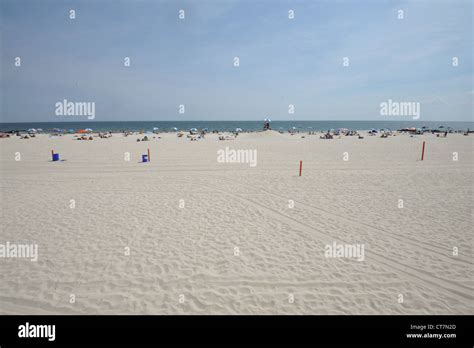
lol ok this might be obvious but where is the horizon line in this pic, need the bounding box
[1,120,472,124]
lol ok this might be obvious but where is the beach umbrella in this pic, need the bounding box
[27,128,37,133]
[68,129,75,133]
[37,128,43,132]
[85,128,93,133]
[189,128,198,134]
[170,127,178,132]
[235,128,243,132]
[77,129,87,134]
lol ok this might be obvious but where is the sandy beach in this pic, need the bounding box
[0,131,472,314]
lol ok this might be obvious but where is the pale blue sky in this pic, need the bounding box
[1,0,472,122]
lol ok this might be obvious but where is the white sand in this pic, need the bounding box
[0,131,472,314]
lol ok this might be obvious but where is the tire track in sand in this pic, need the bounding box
[185,177,474,302]
[201,175,471,266]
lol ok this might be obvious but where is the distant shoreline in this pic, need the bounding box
[1,120,472,123]
[1,120,472,133]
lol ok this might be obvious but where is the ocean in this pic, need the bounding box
[0,121,472,133]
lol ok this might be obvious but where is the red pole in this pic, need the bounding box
[299,160,302,176]
[148,148,150,162]
[421,141,425,161]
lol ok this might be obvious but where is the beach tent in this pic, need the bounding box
[170,127,178,132]
[27,128,37,134]
[189,128,198,134]
[153,127,160,133]
[235,128,243,132]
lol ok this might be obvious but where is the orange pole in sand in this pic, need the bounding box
[299,160,302,176]
[421,141,425,161]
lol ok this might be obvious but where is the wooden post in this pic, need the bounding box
[421,141,425,161]
[299,160,302,176]
[147,148,150,162]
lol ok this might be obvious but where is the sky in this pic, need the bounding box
[1,0,472,122]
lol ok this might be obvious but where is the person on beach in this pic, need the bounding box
[263,118,271,131]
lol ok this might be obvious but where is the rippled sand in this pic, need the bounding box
[0,131,472,314]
